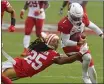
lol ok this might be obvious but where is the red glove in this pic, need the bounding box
[8,25,15,32]
[34,10,41,16]
[20,9,25,19]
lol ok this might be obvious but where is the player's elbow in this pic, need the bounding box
[11,9,16,18]
[63,39,72,46]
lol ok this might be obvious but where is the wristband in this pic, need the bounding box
[11,18,16,26]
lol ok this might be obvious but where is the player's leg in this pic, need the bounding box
[2,68,19,80]
[21,17,35,56]
[35,18,44,37]
[82,53,92,83]
[2,60,19,81]
[1,74,12,84]
[88,58,97,83]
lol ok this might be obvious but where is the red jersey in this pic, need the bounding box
[58,14,90,55]
[26,1,47,19]
[13,49,59,78]
[1,0,10,22]
[58,14,89,34]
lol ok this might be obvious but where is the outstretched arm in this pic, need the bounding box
[53,53,82,65]
[53,43,89,64]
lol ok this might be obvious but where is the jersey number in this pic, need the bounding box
[25,51,47,70]
[28,1,38,7]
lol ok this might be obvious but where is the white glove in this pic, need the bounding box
[79,43,89,55]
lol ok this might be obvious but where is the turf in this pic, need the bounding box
[2,32,103,83]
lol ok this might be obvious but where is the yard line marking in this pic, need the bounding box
[33,75,103,79]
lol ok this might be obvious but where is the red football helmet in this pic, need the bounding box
[41,32,59,50]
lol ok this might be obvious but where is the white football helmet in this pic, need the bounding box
[68,3,84,26]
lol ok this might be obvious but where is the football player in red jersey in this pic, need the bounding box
[2,33,88,82]
[20,1,49,56]
[58,3,103,83]
[1,0,16,32]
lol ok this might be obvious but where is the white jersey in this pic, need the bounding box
[69,0,84,5]
[27,1,45,19]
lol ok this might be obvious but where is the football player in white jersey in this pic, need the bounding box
[20,1,49,56]
[58,3,103,83]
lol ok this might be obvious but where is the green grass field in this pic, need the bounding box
[2,1,103,84]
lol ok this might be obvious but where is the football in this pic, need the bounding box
[70,32,86,42]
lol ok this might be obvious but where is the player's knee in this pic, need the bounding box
[25,31,31,35]
[82,53,91,62]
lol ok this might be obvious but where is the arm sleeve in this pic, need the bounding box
[23,1,29,10]
[88,21,103,36]
[61,33,77,46]
[61,1,68,9]
[53,53,82,64]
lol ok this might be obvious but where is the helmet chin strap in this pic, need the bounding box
[73,20,82,26]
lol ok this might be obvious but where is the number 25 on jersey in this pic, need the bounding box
[24,51,47,70]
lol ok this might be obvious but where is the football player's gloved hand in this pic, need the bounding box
[20,9,25,19]
[59,7,63,15]
[8,25,15,32]
[79,43,89,55]
[100,33,104,39]
[77,38,86,46]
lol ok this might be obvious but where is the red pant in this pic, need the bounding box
[63,46,94,67]
[25,17,44,37]
[1,75,12,84]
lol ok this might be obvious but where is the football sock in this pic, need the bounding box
[23,35,30,48]
[88,66,97,83]
[82,53,92,83]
